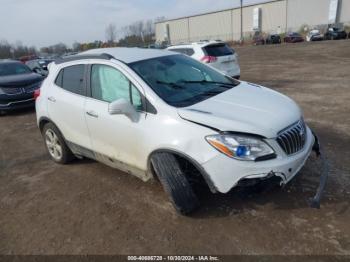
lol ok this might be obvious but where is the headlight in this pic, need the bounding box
[206,134,275,161]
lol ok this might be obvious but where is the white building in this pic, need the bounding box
[155,0,350,44]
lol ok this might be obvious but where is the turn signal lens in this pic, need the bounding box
[207,139,234,158]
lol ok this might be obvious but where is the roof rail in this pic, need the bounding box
[54,53,114,64]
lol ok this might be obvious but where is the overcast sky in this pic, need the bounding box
[0,0,265,48]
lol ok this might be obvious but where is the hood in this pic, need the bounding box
[0,73,43,87]
[177,82,302,138]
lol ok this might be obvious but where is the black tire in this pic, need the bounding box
[42,122,75,164]
[151,152,200,215]
[0,110,6,116]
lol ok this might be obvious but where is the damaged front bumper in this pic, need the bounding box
[308,132,329,208]
[201,127,329,208]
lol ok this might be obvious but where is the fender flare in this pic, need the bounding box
[147,148,217,193]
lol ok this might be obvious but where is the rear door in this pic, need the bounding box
[203,43,239,76]
[47,64,91,150]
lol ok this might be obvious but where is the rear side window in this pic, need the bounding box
[170,48,194,56]
[203,44,234,57]
[55,65,85,95]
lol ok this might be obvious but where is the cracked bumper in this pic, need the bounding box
[202,127,315,193]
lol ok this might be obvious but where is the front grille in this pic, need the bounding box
[276,119,307,155]
[1,87,23,95]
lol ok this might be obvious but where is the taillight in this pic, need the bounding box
[200,56,217,63]
[34,89,40,100]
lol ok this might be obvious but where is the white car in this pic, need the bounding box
[167,41,240,79]
[306,29,324,42]
[35,48,319,214]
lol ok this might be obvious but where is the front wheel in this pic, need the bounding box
[151,152,200,215]
[42,123,75,164]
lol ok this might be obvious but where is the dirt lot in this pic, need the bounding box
[0,40,350,255]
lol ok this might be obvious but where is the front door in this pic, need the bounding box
[84,63,147,178]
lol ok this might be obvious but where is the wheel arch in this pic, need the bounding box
[38,117,65,139]
[147,148,217,193]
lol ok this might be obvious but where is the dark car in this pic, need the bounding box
[265,34,281,44]
[0,60,44,115]
[26,59,54,76]
[252,34,265,45]
[324,27,347,40]
[283,32,304,43]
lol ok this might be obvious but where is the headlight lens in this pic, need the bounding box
[206,134,275,161]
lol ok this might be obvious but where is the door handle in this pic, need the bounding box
[48,96,56,102]
[86,111,98,118]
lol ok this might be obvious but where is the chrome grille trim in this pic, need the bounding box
[1,87,23,95]
[276,119,306,155]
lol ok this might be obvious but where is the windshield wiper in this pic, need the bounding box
[180,80,236,88]
[156,80,184,89]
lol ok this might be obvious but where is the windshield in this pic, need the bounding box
[0,63,32,76]
[129,54,240,107]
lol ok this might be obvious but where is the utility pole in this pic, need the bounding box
[240,0,243,43]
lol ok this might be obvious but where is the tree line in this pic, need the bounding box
[0,17,165,59]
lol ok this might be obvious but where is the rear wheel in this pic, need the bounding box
[42,123,75,164]
[151,152,200,215]
[0,110,6,116]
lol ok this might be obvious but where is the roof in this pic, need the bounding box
[81,47,176,63]
[168,40,225,48]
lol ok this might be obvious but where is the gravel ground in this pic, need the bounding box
[0,40,349,255]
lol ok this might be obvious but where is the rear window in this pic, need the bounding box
[55,65,85,95]
[0,62,32,76]
[203,44,234,57]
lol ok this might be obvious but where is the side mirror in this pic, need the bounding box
[108,98,138,121]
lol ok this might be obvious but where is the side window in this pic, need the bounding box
[91,64,143,110]
[186,48,195,56]
[55,65,85,95]
[170,48,187,55]
[55,69,63,87]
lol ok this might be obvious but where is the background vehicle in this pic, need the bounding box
[26,59,54,76]
[284,32,304,43]
[265,34,281,44]
[0,60,43,115]
[324,27,347,40]
[306,29,323,41]
[36,48,317,215]
[167,41,240,79]
[252,33,265,45]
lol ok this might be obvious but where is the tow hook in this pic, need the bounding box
[309,132,329,209]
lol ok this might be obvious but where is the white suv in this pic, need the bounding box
[36,48,319,214]
[167,41,240,79]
